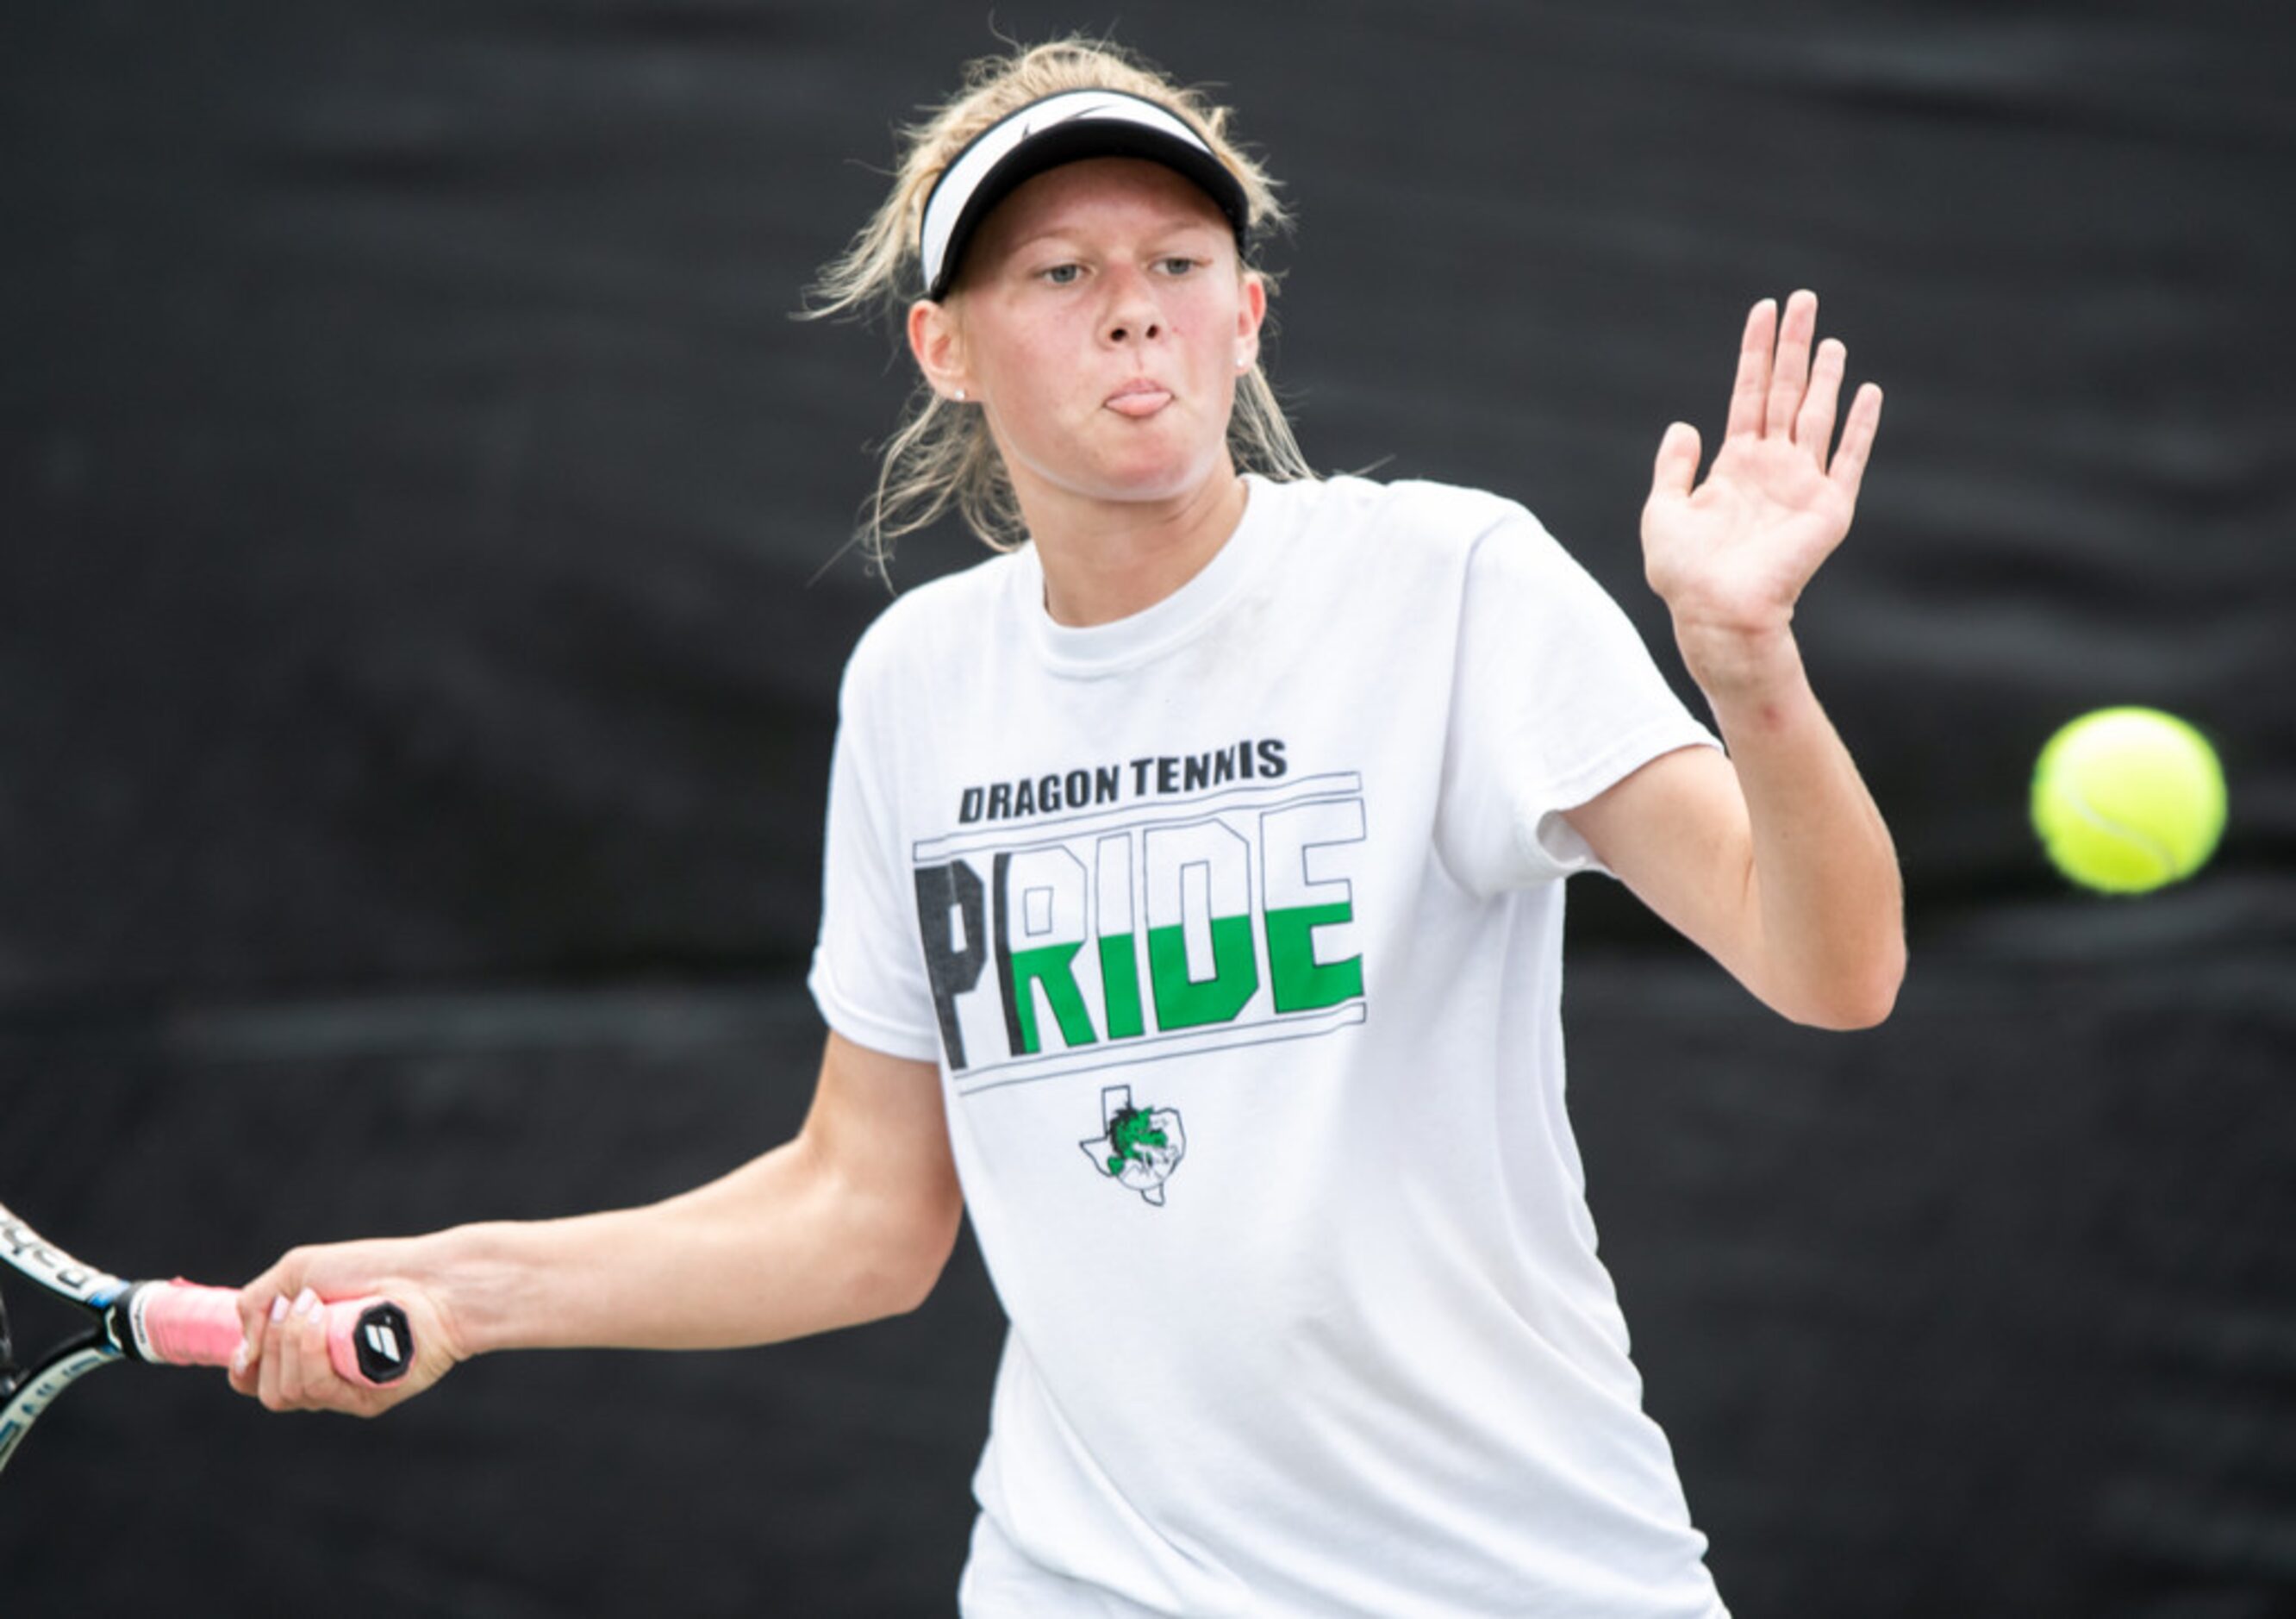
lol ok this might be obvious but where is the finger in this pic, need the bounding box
[233,1263,293,1388]
[296,1288,341,1409]
[1827,382,1884,503]
[1724,297,1777,441]
[1795,337,1846,463]
[283,1286,331,1410]
[255,1291,294,1410]
[228,1296,261,1391]
[228,1328,259,1394]
[1766,290,1819,439]
[1649,421,1701,502]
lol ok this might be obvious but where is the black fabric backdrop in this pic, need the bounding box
[3,3,2291,1615]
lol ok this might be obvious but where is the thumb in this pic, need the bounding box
[1649,421,1701,503]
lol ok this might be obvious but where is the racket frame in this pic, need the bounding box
[1,1197,414,1475]
[0,1199,140,1473]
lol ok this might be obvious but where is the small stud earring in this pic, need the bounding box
[953,388,966,402]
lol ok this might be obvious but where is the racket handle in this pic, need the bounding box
[124,1281,415,1386]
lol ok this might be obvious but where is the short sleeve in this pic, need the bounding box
[1434,506,1720,894]
[807,652,945,1065]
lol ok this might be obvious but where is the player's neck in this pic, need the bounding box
[1020,466,1250,628]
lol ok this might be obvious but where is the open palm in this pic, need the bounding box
[1641,291,1882,659]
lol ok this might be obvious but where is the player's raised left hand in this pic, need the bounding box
[1640,290,1881,694]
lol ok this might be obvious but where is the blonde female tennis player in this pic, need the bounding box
[234,39,1900,1617]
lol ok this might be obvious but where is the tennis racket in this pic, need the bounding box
[0,1195,413,1475]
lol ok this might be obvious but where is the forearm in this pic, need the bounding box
[1688,627,1905,1028]
[232,1036,958,1413]
[419,1137,948,1357]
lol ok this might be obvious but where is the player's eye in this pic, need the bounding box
[1039,263,1083,286]
[1157,256,1199,277]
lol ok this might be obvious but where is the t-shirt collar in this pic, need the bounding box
[1018,474,1276,676]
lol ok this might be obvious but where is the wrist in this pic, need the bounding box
[420,1222,518,1359]
[1673,618,1807,709]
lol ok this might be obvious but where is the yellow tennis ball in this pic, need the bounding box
[2031,707,2226,894]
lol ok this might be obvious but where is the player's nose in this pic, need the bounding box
[1102,267,1164,345]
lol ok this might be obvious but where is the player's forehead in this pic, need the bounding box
[969,157,1234,258]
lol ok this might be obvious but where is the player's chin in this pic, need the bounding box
[1095,466,1202,505]
[1086,429,1226,501]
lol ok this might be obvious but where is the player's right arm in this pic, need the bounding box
[228,1031,959,1416]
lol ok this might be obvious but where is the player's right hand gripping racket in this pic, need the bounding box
[0,1196,413,1475]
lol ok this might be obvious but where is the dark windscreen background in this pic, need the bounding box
[3,5,2288,1614]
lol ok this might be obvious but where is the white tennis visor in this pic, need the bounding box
[918,89,1251,301]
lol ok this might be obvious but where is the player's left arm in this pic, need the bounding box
[1562,290,1905,1030]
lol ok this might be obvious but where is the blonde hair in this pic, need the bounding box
[806,38,1312,573]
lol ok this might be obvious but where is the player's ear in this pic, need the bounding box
[908,297,971,403]
[1234,272,1268,372]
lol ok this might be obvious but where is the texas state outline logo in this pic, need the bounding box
[1080,1085,1186,1206]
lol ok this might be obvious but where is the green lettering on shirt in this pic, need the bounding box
[1098,934,1145,1041]
[1147,916,1260,1029]
[1009,943,1097,1054]
[1265,902,1363,1013]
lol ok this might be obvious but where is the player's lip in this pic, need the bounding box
[1104,377,1173,417]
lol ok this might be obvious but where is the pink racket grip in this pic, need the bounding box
[124,1280,415,1385]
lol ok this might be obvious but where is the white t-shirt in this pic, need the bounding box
[809,475,1729,1617]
